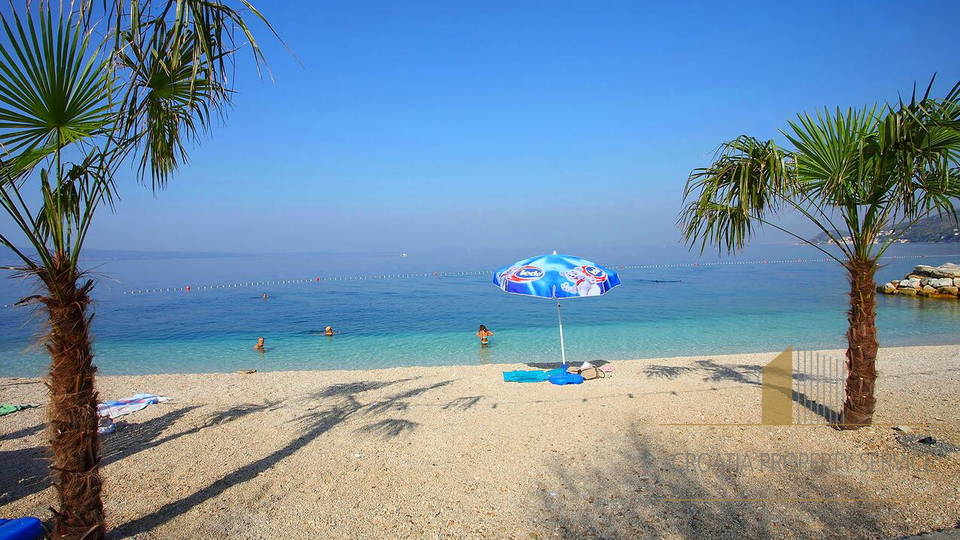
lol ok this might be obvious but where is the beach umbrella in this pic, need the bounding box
[493,252,621,368]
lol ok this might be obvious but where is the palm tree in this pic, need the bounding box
[0,2,277,538]
[679,79,960,429]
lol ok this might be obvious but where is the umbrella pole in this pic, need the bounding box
[556,299,567,368]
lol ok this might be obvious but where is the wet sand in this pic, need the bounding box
[2,345,959,539]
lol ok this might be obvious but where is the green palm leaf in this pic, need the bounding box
[0,7,111,177]
[119,25,222,188]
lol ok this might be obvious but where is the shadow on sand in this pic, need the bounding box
[644,361,840,423]
[536,427,893,539]
[1,401,279,505]
[111,377,456,538]
[645,360,762,386]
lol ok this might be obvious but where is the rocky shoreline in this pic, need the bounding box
[879,262,960,298]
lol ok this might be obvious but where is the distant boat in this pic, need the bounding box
[400,253,408,258]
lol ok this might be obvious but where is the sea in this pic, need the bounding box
[0,244,958,377]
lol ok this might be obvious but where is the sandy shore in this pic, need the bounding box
[2,345,959,539]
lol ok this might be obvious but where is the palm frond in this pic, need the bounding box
[118,25,224,188]
[682,77,960,265]
[86,0,279,189]
[679,136,794,254]
[0,6,111,177]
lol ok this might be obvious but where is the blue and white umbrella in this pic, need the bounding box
[493,252,621,367]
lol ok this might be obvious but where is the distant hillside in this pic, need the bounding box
[812,214,960,244]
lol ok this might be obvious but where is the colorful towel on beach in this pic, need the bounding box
[0,403,33,417]
[97,393,170,419]
[502,368,570,383]
[502,370,550,383]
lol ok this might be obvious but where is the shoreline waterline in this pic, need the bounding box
[2,343,956,382]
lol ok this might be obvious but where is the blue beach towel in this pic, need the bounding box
[548,372,585,385]
[502,370,549,383]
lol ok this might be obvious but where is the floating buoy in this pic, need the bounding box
[316,277,320,281]
[433,272,438,276]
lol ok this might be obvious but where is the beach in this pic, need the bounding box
[2,344,959,539]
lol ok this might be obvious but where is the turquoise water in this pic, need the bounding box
[0,245,958,376]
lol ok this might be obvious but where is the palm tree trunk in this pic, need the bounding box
[839,258,879,429]
[44,272,105,540]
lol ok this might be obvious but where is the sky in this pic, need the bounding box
[5,1,960,254]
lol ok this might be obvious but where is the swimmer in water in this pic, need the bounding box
[262,293,268,300]
[253,337,265,351]
[324,326,336,336]
[476,324,493,346]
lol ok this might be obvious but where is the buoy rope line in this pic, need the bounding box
[102,252,960,298]
[2,253,955,305]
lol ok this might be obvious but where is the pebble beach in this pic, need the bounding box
[2,345,959,539]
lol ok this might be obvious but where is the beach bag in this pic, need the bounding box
[579,366,602,380]
[566,365,604,380]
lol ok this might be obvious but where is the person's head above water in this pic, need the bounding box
[478,324,487,333]
[262,293,268,299]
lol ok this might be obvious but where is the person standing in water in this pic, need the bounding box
[476,324,493,346]
[253,337,265,351]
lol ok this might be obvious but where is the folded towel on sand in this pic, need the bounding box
[97,393,170,419]
[502,370,550,383]
[503,368,575,383]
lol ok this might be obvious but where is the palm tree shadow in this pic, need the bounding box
[642,361,762,386]
[0,422,43,442]
[101,405,202,466]
[693,360,762,386]
[442,396,483,411]
[644,365,696,379]
[0,445,49,505]
[1,402,285,505]
[537,428,891,539]
[112,378,454,538]
[101,402,281,467]
[791,389,840,424]
[312,378,418,399]
[357,418,419,438]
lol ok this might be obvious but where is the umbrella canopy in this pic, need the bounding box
[492,253,621,369]
[493,253,621,299]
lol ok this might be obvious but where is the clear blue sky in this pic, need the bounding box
[56,2,960,252]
